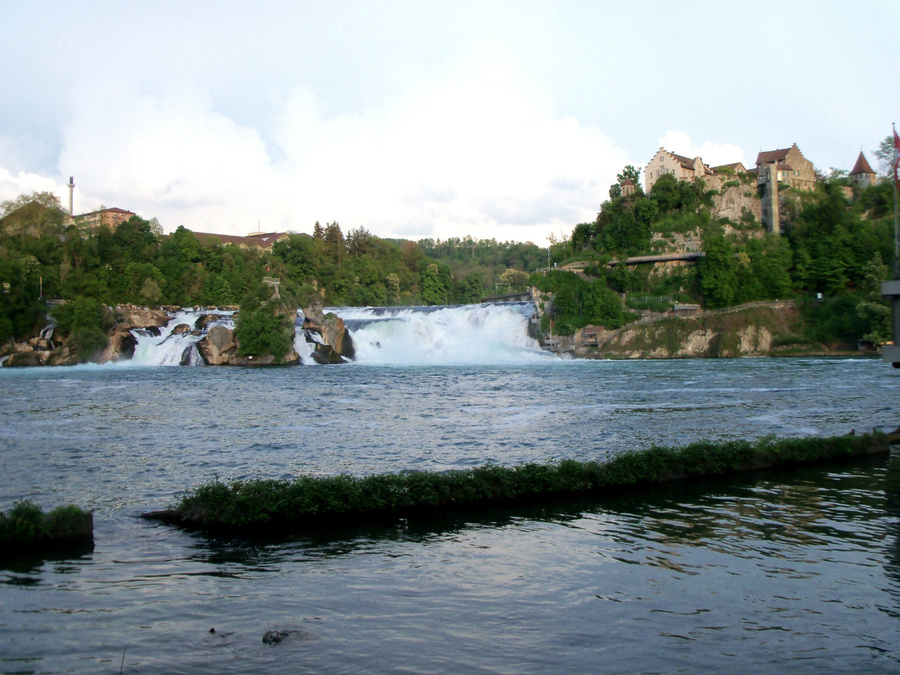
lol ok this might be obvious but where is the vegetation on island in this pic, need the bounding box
[233,283,297,362]
[145,432,890,533]
[0,500,93,555]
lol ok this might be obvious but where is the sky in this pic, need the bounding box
[1,1,897,246]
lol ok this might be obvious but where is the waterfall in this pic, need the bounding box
[129,310,232,366]
[124,302,547,366]
[331,302,549,366]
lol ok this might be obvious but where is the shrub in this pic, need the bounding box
[164,433,884,533]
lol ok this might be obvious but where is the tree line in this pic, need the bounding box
[0,196,527,345]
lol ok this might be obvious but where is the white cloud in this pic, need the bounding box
[28,44,630,245]
[0,166,65,207]
[658,131,745,168]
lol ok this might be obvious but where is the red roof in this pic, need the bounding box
[756,148,791,166]
[850,151,876,176]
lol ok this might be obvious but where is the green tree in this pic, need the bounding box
[873,134,897,177]
[421,263,448,305]
[51,296,112,361]
[617,165,641,187]
[204,274,235,306]
[0,191,63,218]
[856,253,892,344]
[234,284,295,361]
[386,273,401,305]
[0,257,44,343]
[697,234,739,308]
[499,268,530,292]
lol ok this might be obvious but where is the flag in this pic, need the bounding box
[892,126,900,189]
[894,124,900,189]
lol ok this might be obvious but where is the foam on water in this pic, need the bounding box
[124,303,549,366]
[129,310,233,366]
[331,303,551,365]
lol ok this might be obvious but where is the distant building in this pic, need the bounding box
[849,151,878,188]
[69,207,137,232]
[755,143,816,234]
[711,162,747,176]
[621,178,636,197]
[755,143,816,191]
[644,148,712,193]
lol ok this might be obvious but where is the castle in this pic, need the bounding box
[642,142,878,233]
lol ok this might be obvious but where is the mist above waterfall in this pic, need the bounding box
[332,303,550,366]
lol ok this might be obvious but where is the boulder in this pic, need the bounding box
[114,305,171,330]
[48,346,78,366]
[263,630,290,645]
[27,337,54,351]
[302,302,355,362]
[198,326,236,365]
[171,323,192,335]
[194,313,226,331]
[3,350,48,367]
[99,330,139,363]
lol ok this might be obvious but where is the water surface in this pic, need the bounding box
[1,358,899,673]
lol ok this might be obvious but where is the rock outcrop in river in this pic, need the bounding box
[1,302,354,367]
[301,301,355,364]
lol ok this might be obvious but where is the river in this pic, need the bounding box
[1,319,900,672]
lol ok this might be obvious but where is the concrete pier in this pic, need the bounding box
[881,280,900,368]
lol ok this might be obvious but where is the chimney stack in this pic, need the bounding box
[67,177,75,215]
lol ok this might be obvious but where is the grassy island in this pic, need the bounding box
[144,432,895,534]
[0,501,93,556]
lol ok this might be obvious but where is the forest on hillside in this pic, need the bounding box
[528,167,896,343]
[0,194,517,345]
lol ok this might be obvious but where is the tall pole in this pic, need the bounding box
[893,123,898,277]
[67,176,75,216]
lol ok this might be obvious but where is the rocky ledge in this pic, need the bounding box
[1,302,354,367]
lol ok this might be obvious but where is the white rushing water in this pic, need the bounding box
[332,302,550,366]
[129,310,234,366]
[126,303,549,366]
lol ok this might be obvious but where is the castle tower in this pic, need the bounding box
[849,151,877,188]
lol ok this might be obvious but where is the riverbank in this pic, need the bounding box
[143,432,894,534]
[563,301,868,359]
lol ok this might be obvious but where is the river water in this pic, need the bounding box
[2,347,900,672]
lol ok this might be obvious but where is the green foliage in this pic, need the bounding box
[855,253,892,344]
[421,263,449,305]
[51,296,112,359]
[169,433,882,532]
[0,501,92,546]
[798,295,864,343]
[697,234,739,308]
[234,284,295,360]
[532,271,624,334]
[0,256,44,343]
[499,268,530,292]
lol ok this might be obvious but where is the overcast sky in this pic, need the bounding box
[1,1,897,245]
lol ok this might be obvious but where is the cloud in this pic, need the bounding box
[42,44,629,245]
[0,166,66,207]
[657,131,745,168]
